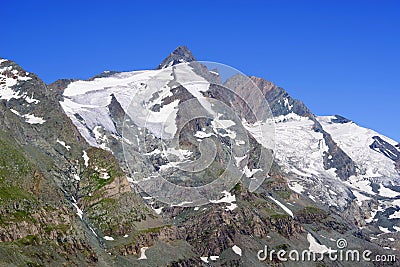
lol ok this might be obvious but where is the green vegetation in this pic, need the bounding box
[233,183,241,192]
[44,224,69,234]
[137,224,172,235]
[299,206,326,215]
[270,213,290,220]
[0,186,34,203]
[216,168,225,177]
[0,132,33,180]
[17,235,39,246]
[276,190,291,199]
[90,172,114,190]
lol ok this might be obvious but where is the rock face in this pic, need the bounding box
[370,135,400,161]
[157,45,196,69]
[0,49,399,266]
[228,74,358,181]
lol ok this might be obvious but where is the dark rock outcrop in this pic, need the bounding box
[370,135,400,161]
[157,46,196,69]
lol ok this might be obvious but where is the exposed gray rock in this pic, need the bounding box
[157,46,196,69]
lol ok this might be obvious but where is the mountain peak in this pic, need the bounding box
[156,45,196,69]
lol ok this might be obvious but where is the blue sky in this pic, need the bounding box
[2,0,399,141]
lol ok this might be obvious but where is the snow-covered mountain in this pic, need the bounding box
[1,47,399,265]
[59,46,400,238]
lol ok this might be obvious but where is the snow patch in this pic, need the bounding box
[72,203,83,219]
[288,181,304,194]
[378,184,400,198]
[307,233,333,254]
[210,191,238,211]
[57,139,71,151]
[210,255,219,261]
[268,196,294,217]
[138,247,148,260]
[352,190,371,206]
[82,151,89,167]
[152,207,163,215]
[389,210,400,220]
[232,245,242,256]
[243,166,262,178]
[23,114,46,124]
[200,257,209,263]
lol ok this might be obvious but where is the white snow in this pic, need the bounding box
[72,203,83,219]
[89,226,98,237]
[265,113,349,207]
[174,201,193,207]
[243,166,262,178]
[232,245,242,256]
[0,85,21,101]
[210,191,238,211]
[351,190,371,206]
[209,70,219,75]
[283,98,293,111]
[9,109,46,125]
[194,131,215,139]
[379,226,391,234]
[93,126,111,151]
[365,207,380,223]
[210,256,219,261]
[243,120,275,150]
[152,207,163,215]
[318,116,399,181]
[210,191,236,204]
[268,195,294,218]
[10,109,20,116]
[307,233,333,254]
[274,115,329,179]
[60,63,218,148]
[378,184,400,198]
[225,203,238,211]
[0,65,32,102]
[288,181,305,194]
[24,93,40,104]
[346,176,376,195]
[98,169,110,179]
[82,151,89,167]
[290,167,312,178]
[23,114,46,124]
[235,140,246,146]
[200,257,209,263]
[137,247,148,260]
[389,210,400,219]
[234,156,246,166]
[57,139,71,151]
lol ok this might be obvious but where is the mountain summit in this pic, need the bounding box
[156,45,196,69]
[0,48,399,266]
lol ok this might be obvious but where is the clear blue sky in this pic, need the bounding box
[2,0,399,141]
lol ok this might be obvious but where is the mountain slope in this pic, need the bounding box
[0,47,399,266]
[55,47,400,264]
[0,58,166,266]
